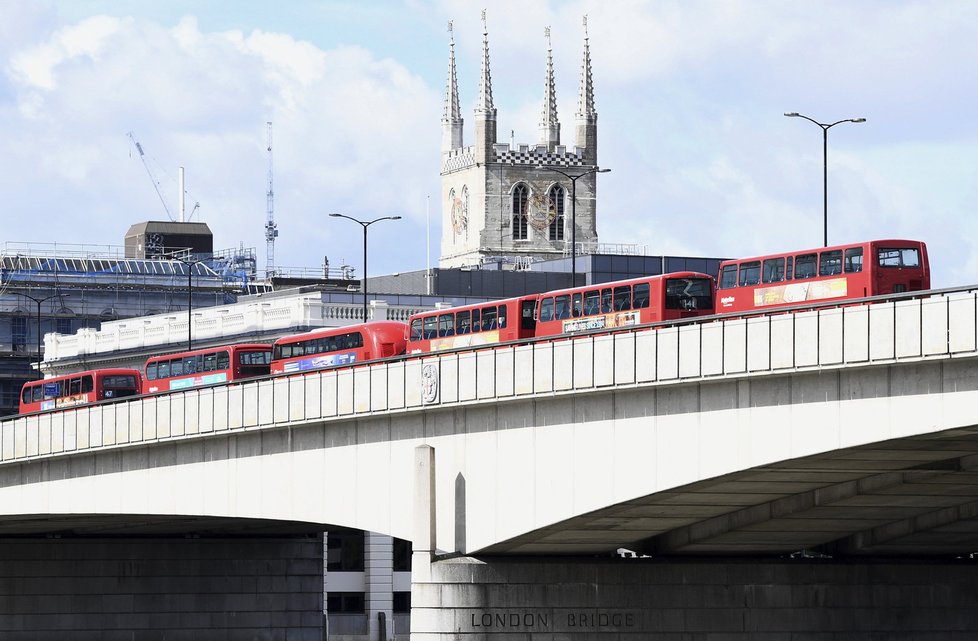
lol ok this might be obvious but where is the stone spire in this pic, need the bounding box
[474,9,497,163]
[538,26,560,150]
[575,15,597,164]
[441,21,463,152]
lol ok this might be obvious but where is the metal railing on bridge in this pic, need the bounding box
[3,287,977,463]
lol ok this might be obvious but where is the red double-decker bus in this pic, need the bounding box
[406,296,538,354]
[19,369,141,415]
[533,272,716,338]
[271,321,407,375]
[143,344,272,394]
[716,239,930,314]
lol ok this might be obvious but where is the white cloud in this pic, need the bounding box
[2,1,978,287]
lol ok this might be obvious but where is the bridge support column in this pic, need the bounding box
[412,444,436,583]
[410,556,978,639]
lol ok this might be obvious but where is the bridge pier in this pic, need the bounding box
[0,535,324,640]
[411,554,978,639]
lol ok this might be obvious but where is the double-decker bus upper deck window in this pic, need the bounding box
[786,256,794,280]
[665,277,713,310]
[482,306,498,330]
[32,386,43,403]
[601,289,613,314]
[613,286,631,311]
[572,294,582,317]
[410,319,422,341]
[423,316,437,339]
[633,283,650,308]
[762,258,785,283]
[217,351,230,369]
[82,376,93,393]
[498,305,507,328]
[521,300,536,329]
[554,295,571,320]
[719,265,738,289]
[795,253,817,279]
[471,309,481,332]
[539,297,554,322]
[455,311,471,335]
[819,250,843,276]
[183,356,197,374]
[240,351,271,366]
[738,261,761,286]
[583,291,600,315]
[878,248,920,268]
[204,352,219,371]
[103,375,136,389]
[146,362,158,380]
[438,314,454,337]
[845,247,864,272]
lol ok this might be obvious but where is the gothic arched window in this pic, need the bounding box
[547,184,565,241]
[512,184,529,240]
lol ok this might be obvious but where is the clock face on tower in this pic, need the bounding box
[450,187,468,236]
[147,233,163,254]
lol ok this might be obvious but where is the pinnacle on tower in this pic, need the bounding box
[576,16,596,123]
[474,9,497,163]
[475,9,496,120]
[538,26,560,150]
[575,15,598,163]
[442,20,463,152]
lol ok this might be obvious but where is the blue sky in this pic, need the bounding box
[2,1,977,286]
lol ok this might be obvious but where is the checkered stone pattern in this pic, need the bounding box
[493,148,584,167]
[442,150,476,173]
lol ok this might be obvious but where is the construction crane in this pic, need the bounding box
[264,121,278,275]
[127,131,173,220]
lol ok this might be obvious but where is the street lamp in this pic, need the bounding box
[329,213,402,322]
[536,165,610,286]
[19,292,67,380]
[175,256,211,352]
[784,112,866,247]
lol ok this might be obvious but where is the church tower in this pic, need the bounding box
[440,15,603,269]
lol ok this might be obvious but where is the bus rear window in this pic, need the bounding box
[878,248,920,268]
[103,375,137,389]
[665,278,713,311]
[240,351,271,366]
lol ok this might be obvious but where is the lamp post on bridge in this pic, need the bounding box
[535,165,610,286]
[175,256,211,352]
[784,112,866,248]
[329,213,402,322]
[18,292,67,380]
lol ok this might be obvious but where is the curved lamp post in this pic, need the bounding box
[784,112,866,247]
[535,166,610,285]
[19,292,67,380]
[329,214,402,322]
[175,256,211,352]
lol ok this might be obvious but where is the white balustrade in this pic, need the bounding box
[9,290,977,466]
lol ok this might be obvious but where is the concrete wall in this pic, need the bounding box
[0,536,323,640]
[412,555,978,640]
